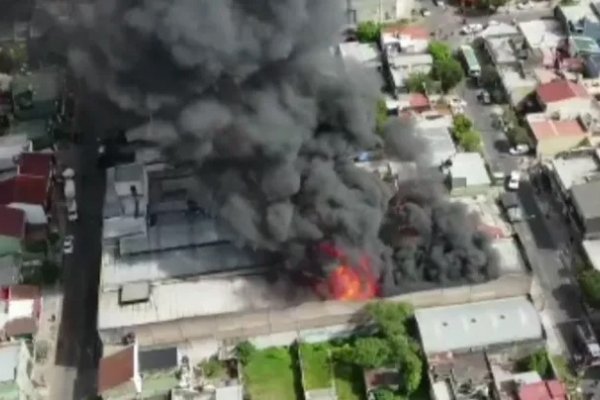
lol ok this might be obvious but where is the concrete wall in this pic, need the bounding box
[99,273,532,349]
[536,135,588,159]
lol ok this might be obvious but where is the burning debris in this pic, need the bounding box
[59,0,498,299]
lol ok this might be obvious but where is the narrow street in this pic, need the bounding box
[50,132,104,399]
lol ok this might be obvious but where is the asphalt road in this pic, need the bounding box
[52,132,104,399]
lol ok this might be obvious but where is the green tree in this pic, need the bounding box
[388,335,423,394]
[376,98,388,134]
[351,337,391,368]
[373,388,396,400]
[356,21,381,43]
[406,72,432,94]
[521,350,550,378]
[459,129,482,152]
[578,267,600,309]
[366,301,413,338]
[428,41,452,62]
[433,58,464,92]
[453,114,473,134]
[235,341,256,365]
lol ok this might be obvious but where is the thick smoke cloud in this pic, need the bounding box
[62,0,497,291]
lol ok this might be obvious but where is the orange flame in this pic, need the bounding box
[328,258,378,301]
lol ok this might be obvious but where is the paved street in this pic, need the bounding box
[50,130,104,399]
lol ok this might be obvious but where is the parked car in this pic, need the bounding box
[434,0,445,7]
[509,144,531,155]
[421,8,431,16]
[63,235,74,255]
[507,170,521,190]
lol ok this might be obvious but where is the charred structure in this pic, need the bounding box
[60,0,498,299]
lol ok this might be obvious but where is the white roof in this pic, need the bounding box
[415,296,543,354]
[518,20,565,50]
[486,36,518,65]
[551,156,599,192]
[492,238,526,275]
[337,42,381,69]
[215,385,243,400]
[479,22,519,38]
[449,152,491,187]
[0,343,20,383]
[432,381,453,400]
[583,239,600,272]
[558,3,599,24]
[98,275,282,330]
[388,52,433,68]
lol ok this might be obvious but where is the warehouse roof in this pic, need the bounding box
[572,181,600,220]
[415,297,542,354]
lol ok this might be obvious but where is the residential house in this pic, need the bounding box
[518,380,568,400]
[555,3,599,34]
[568,35,600,57]
[0,174,50,225]
[342,0,414,25]
[498,67,538,107]
[526,113,588,158]
[518,20,566,68]
[0,134,32,177]
[0,341,35,400]
[11,69,62,121]
[336,42,381,71]
[380,25,429,54]
[0,207,25,285]
[447,152,492,196]
[98,344,142,400]
[536,80,591,118]
[414,114,457,167]
[0,285,42,340]
[385,52,433,95]
[570,180,600,238]
[485,35,526,67]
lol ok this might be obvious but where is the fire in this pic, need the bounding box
[318,243,378,301]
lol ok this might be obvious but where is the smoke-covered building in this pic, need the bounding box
[342,0,414,25]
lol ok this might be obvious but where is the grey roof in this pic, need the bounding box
[101,242,272,289]
[0,343,20,383]
[415,297,542,354]
[0,255,20,286]
[417,125,457,167]
[11,69,60,102]
[114,163,145,183]
[572,181,600,220]
[119,213,237,256]
[449,153,491,188]
[139,347,179,372]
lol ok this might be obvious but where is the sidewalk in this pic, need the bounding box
[31,286,63,399]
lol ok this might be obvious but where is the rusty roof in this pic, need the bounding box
[98,345,136,393]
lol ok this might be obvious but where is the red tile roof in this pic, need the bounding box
[409,93,430,109]
[536,80,589,104]
[519,380,567,400]
[0,206,25,239]
[382,25,429,40]
[98,346,136,393]
[18,153,52,181]
[528,118,587,140]
[0,175,48,206]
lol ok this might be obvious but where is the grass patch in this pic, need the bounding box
[244,347,299,400]
[334,361,366,400]
[300,343,333,390]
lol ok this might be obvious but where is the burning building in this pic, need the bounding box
[47,0,529,350]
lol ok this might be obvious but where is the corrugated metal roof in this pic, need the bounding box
[415,297,542,354]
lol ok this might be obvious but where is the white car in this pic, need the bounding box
[460,25,472,35]
[448,97,467,107]
[509,144,531,155]
[507,171,521,190]
[470,23,483,32]
[63,235,74,255]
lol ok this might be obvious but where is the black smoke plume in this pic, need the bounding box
[58,0,497,292]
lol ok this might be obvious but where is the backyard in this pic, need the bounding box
[300,343,334,390]
[243,346,298,400]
